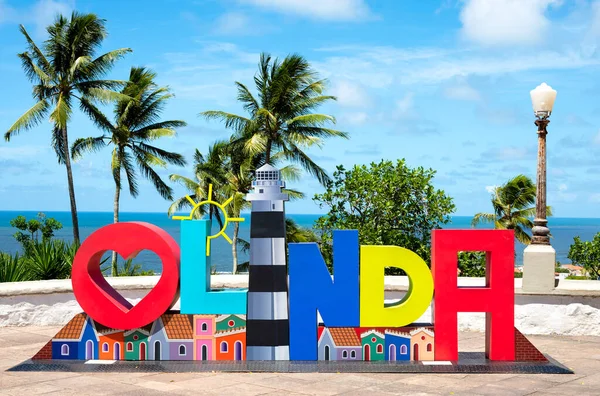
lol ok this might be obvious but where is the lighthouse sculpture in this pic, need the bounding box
[245,164,290,360]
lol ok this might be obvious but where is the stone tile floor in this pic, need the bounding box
[0,326,599,395]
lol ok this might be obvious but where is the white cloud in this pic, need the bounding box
[485,185,498,193]
[238,0,373,21]
[0,145,44,159]
[443,78,481,101]
[559,183,568,192]
[593,130,600,145]
[213,12,252,35]
[30,0,72,36]
[459,0,562,47]
[589,193,600,202]
[0,0,73,37]
[342,111,368,125]
[395,92,414,117]
[315,45,600,87]
[0,0,16,24]
[331,80,370,108]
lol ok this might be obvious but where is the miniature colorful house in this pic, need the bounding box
[385,330,411,361]
[193,314,216,360]
[162,314,194,360]
[318,327,362,361]
[361,329,385,361]
[124,324,151,361]
[410,328,434,361]
[51,314,97,360]
[148,316,169,360]
[97,324,124,360]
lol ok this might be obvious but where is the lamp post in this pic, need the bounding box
[523,83,557,292]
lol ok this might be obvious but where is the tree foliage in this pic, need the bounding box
[568,234,600,279]
[472,174,552,244]
[10,212,63,252]
[313,160,455,273]
[201,53,347,185]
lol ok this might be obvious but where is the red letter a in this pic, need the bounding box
[432,230,515,361]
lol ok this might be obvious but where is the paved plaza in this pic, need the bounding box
[0,326,599,395]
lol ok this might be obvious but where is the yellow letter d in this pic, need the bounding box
[360,246,433,327]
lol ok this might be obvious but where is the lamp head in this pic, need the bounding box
[530,83,557,119]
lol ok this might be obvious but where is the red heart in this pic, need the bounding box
[71,222,180,330]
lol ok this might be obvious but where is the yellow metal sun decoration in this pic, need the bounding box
[172,184,244,256]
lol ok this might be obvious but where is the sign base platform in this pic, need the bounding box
[9,353,572,374]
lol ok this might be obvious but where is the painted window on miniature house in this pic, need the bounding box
[102,342,109,352]
[342,350,348,359]
[61,344,69,356]
[201,323,208,332]
[221,341,228,352]
[400,345,408,355]
[351,351,356,359]
[427,343,432,352]
[126,342,133,352]
[179,345,186,355]
[377,344,383,353]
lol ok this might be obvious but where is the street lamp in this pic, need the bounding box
[529,83,556,245]
[523,83,557,292]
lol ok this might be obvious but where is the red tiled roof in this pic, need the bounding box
[329,328,362,347]
[54,313,87,340]
[162,314,193,339]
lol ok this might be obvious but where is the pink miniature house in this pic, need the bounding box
[193,315,216,360]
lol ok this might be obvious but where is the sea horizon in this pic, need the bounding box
[3,210,600,272]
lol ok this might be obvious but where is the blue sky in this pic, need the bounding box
[0,0,599,216]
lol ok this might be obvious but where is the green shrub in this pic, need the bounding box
[514,272,523,278]
[0,252,30,283]
[555,267,570,273]
[565,275,589,280]
[101,258,154,277]
[458,251,486,277]
[24,239,74,280]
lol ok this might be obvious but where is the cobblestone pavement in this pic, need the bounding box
[1,326,599,395]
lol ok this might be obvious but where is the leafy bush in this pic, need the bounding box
[314,160,455,274]
[458,251,486,277]
[555,267,570,273]
[24,239,74,280]
[0,252,30,283]
[10,213,63,253]
[514,272,523,278]
[102,258,155,277]
[568,234,600,279]
[566,275,589,280]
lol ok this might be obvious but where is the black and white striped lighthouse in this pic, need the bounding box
[245,164,289,360]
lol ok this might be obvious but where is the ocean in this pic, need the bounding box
[1,211,598,273]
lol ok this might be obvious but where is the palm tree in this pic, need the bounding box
[5,13,132,245]
[72,67,186,275]
[201,53,347,185]
[170,141,303,274]
[472,174,553,244]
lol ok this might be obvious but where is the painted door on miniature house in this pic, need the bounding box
[154,341,161,361]
[140,343,146,360]
[114,343,121,360]
[389,345,396,361]
[201,345,208,360]
[364,344,370,361]
[234,341,243,361]
[414,344,419,361]
[85,340,93,360]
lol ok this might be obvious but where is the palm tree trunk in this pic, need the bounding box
[61,126,81,245]
[111,179,121,277]
[265,139,272,163]
[232,221,239,274]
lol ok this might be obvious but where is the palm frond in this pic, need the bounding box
[5,99,50,140]
[71,136,107,160]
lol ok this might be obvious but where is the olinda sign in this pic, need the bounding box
[69,221,517,362]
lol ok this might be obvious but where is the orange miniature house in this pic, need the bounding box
[215,328,246,361]
[97,324,124,360]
